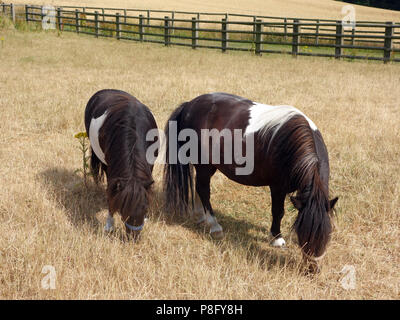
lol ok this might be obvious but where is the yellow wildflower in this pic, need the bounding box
[74,131,88,139]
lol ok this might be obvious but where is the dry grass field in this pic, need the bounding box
[9,0,400,21]
[0,16,399,299]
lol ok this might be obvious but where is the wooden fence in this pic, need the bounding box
[1,3,400,63]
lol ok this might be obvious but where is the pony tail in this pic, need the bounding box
[163,102,194,215]
[293,167,332,258]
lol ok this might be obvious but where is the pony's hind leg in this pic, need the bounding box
[192,191,207,224]
[194,166,223,240]
[270,186,286,247]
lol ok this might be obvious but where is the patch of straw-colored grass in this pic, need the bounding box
[0,27,399,299]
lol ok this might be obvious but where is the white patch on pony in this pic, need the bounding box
[270,232,286,247]
[206,211,223,234]
[89,111,108,165]
[245,103,317,139]
[191,191,223,238]
[271,237,286,247]
[104,212,114,232]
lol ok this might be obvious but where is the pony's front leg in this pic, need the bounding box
[104,212,115,232]
[270,186,286,247]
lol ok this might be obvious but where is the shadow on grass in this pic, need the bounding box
[39,167,165,242]
[38,168,299,271]
[38,167,106,231]
[153,198,300,272]
[217,210,299,271]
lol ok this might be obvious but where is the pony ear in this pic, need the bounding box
[330,197,339,210]
[290,196,303,210]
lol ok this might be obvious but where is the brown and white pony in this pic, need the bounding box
[85,89,158,239]
[163,92,338,269]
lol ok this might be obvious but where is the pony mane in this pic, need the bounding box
[293,170,331,258]
[102,101,154,221]
[270,115,332,258]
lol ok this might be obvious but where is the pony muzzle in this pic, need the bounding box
[302,251,326,273]
[125,221,144,240]
[303,251,327,262]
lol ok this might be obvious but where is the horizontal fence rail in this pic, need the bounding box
[1,3,400,63]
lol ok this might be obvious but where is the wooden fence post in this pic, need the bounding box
[124,9,127,23]
[95,11,99,38]
[10,3,15,24]
[171,11,175,33]
[255,19,262,55]
[351,27,355,46]
[25,5,29,22]
[75,9,80,34]
[116,13,121,39]
[40,5,44,24]
[284,18,288,41]
[164,16,170,46]
[102,8,105,22]
[335,21,343,60]
[57,7,62,31]
[383,22,394,64]
[315,19,320,45]
[253,16,257,42]
[221,18,228,52]
[292,19,300,57]
[147,10,150,25]
[191,17,198,49]
[139,14,144,41]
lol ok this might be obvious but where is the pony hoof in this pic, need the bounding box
[104,226,114,233]
[127,230,142,242]
[210,230,224,240]
[195,217,207,227]
[271,237,286,247]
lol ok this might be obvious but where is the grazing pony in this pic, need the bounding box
[164,92,338,267]
[85,89,158,239]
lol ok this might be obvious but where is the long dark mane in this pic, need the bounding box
[85,90,155,225]
[272,115,332,257]
[103,103,154,222]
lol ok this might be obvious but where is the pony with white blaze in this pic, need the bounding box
[163,92,338,272]
[85,89,158,240]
